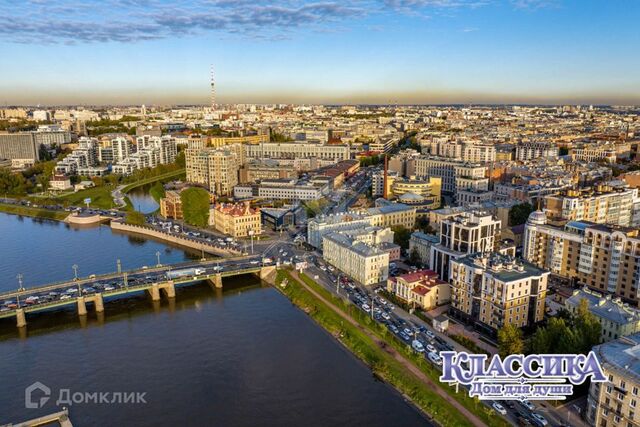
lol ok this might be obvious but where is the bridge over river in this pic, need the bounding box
[0,255,277,328]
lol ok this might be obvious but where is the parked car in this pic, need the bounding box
[492,402,507,416]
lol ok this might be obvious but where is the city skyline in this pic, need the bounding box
[1,0,639,105]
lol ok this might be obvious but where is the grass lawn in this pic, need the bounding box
[276,270,509,427]
[292,271,510,427]
[58,185,116,210]
[0,203,68,221]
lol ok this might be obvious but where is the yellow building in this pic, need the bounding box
[210,134,269,147]
[159,190,183,220]
[449,252,548,335]
[524,211,640,306]
[387,269,450,310]
[391,176,441,207]
[210,202,262,238]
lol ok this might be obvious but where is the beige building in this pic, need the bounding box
[387,269,450,310]
[363,202,417,229]
[544,185,640,227]
[449,252,548,335]
[185,146,240,196]
[322,232,389,286]
[524,211,640,307]
[430,210,501,280]
[414,156,488,194]
[210,202,261,238]
[588,333,640,427]
[391,176,442,207]
[159,190,183,220]
[210,134,269,147]
[566,287,640,342]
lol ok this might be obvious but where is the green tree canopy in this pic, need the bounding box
[391,225,412,250]
[498,323,524,358]
[180,187,210,227]
[509,202,534,226]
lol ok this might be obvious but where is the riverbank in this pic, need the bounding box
[0,203,68,221]
[274,269,509,427]
[121,168,185,194]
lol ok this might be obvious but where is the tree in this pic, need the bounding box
[180,187,210,227]
[574,299,602,351]
[408,247,421,266]
[498,323,524,358]
[391,226,412,250]
[509,202,534,226]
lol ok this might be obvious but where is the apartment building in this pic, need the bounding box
[572,144,617,163]
[428,140,496,163]
[387,269,450,310]
[523,211,640,306]
[210,202,262,238]
[409,231,440,266]
[55,137,99,175]
[414,156,488,194]
[159,190,183,220]
[0,132,40,165]
[566,287,640,342]
[544,185,640,227]
[210,134,269,147]
[244,141,350,162]
[185,146,239,196]
[430,210,501,280]
[449,252,548,335]
[363,201,417,229]
[588,333,640,427]
[307,212,373,249]
[515,142,559,161]
[322,232,389,286]
[233,178,327,201]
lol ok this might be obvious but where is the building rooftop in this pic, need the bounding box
[567,287,640,325]
[593,332,640,383]
[456,252,548,282]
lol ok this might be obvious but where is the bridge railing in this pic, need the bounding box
[0,255,265,299]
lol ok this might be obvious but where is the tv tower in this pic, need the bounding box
[210,65,216,110]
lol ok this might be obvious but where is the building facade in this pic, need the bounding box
[210,202,262,238]
[449,252,548,335]
[387,269,450,310]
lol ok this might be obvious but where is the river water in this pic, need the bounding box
[127,185,160,214]
[0,213,429,426]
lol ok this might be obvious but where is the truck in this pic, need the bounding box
[166,268,205,280]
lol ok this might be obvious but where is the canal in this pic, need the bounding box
[126,184,160,214]
[0,213,429,426]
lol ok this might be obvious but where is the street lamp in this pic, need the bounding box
[116,258,121,274]
[156,251,161,267]
[16,274,25,307]
[249,229,255,255]
[72,264,79,281]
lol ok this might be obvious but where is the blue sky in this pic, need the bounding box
[1,0,638,105]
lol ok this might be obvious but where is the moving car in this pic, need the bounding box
[492,402,507,416]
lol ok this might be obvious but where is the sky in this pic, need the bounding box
[0,0,639,106]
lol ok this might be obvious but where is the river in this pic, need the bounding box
[126,184,160,214]
[0,213,429,426]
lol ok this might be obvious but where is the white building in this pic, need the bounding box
[322,232,390,286]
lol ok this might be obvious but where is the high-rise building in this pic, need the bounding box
[429,210,501,280]
[0,132,40,165]
[587,333,640,427]
[185,146,239,196]
[523,211,640,306]
[449,252,548,335]
[414,156,488,194]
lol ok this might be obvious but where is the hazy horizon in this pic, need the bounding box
[1,0,639,106]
